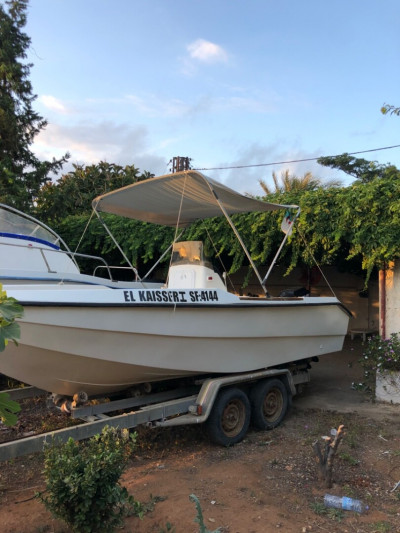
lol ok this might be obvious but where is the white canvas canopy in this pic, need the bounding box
[92,170,298,227]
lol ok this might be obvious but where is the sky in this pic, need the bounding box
[23,0,400,195]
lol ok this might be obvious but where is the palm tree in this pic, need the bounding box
[259,170,341,195]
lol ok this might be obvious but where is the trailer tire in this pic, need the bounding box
[205,387,251,446]
[250,378,288,430]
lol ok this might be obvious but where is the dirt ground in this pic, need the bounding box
[0,338,399,533]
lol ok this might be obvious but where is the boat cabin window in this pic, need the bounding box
[171,241,213,269]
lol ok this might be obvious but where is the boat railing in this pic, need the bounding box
[46,247,139,281]
[93,265,140,280]
[2,239,139,282]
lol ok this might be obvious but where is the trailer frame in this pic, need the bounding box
[0,366,310,462]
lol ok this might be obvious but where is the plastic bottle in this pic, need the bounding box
[324,494,369,513]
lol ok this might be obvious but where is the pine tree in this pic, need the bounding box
[0,0,68,212]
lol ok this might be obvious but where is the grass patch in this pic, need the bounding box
[369,521,394,532]
[339,452,360,466]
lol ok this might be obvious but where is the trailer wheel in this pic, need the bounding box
[250,378,289,430]
[205,387,251,446]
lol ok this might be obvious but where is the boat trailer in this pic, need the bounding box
[0,366,311,462]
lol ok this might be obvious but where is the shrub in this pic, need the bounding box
[0,283,23,425]
[0,282,23,351]
[38,426,137,533]
[355,333,400,393]
[362,333,400,372]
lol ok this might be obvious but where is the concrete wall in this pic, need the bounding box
[384,261,400,335]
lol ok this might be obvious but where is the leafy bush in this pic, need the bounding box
[362,333,400,372]
[0,392,20,426]
[355,333,400,393]
[0,283,23,425]
[0,282,23,352]
[38,426,137,533]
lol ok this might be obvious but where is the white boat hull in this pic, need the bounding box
[2,287,350,397]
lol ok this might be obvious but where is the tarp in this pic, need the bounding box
[92,170,298,228]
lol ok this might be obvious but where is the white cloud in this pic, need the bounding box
[32,121,167,176]
[204,143,347,196]
[187,39,228,64]
[39,95,70,114]
[123,91,276,121]
[125,94,189,118]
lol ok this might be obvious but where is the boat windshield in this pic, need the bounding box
[0,207,60,246]
[171,241,213,268]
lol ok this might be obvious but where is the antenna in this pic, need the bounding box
[169,156,192,173]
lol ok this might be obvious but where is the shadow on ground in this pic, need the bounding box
[294,336,399,422]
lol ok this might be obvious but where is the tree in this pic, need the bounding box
[317,153,388,183]
[253,157,400,284]
[381,103,400,116]
[0,0,68,212]
[259,169,341,195]
[35,162,158,277]
[286,164,400,281]
[36,161,151,223]
[335,166,400,276]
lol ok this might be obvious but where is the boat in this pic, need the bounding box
[1,170,351,398]
[0,203,159,289]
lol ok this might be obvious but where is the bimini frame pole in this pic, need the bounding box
[261,207,301,289]
[208,188,268,295]
[142,229,185,281]
[92,209,140,281]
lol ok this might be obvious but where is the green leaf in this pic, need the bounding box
[0,392,21,426]
[190,494,221,533]
[0,298,24,322]
[0,321,21,351]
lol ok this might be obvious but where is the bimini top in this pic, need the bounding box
[92,170,298,228]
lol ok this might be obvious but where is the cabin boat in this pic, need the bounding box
[1,171,350,398]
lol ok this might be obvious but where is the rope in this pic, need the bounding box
[204,223,236,292]
[74,210,95,254]
[166,175,189,286]
[296,226,337,298]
